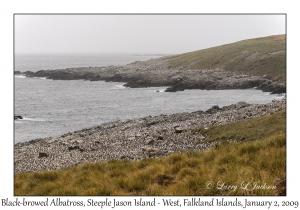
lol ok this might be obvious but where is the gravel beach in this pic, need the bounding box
[14,98,286,173]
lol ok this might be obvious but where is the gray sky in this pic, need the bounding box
[15,14,286,55]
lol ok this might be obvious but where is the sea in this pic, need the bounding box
[14,54,285,143]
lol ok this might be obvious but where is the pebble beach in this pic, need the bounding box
[14,98,286,173]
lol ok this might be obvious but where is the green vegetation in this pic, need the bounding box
[15,110,286,196]
[165,34,286,82]
[193,110,286,144]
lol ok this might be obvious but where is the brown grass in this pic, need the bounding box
[166,34,286,82]
[14,110,286,196]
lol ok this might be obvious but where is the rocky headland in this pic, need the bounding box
[18,55,286,94]
[14,35,286,174]
[14,98,286,173]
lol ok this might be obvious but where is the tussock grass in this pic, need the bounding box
[14,111,286,196]
[193,110,286,144]
[166,34,286,82]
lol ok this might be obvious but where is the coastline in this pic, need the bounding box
[16,55,286,94]
[14,98,286,173]
[14,37,286,173]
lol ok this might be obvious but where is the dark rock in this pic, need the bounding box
[165,83,185,92]
[38,152,48,158]
[14,115,23,120]
[61,132,72,138]
[123,81,143,88]
[157,135,164,140]
[271,86,286,94]
[89,75,101,81]
[68,145,79,150]
[235,101,249,109]
[146,121,156,126]
[68,145,84,151]
[14,71,22,74]
[257,81,286,94]
[205,105,221,114]
[29,138,42,143]
[222,102,249,111]
[23,71,34,76]
[15,56,285,94]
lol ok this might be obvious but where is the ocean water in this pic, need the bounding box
[15,54,164,72]
[14,54,284,143]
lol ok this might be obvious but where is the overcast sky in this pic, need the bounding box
[15,14,286,55]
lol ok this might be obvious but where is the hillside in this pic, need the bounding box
[20,35,286,94]
[166,34,286,82]
[15,110,286,196]
[14,35,287,195]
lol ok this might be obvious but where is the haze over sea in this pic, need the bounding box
[14,54,284,143]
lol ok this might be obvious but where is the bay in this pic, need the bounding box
[14,54,284,143]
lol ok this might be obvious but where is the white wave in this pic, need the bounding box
[33,77,47,80]
[153,87,169,92]
[158,88,168,92]
[15,75,26,79]
[114,85,126,89]
[275,93,286,99]
[22,117,46,122]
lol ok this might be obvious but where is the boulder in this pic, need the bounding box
[271,86,286,94]
[38,152,48,158]
[146,121,156,126]
[135,133,142,138]
[205,105,221,114]
[174,126,184,133]
[157,135,164,140]
[68,145,80,151]
[145,138,154,145]
[14,115,23,120]
[68,145,84,152]
[128,137,135,141]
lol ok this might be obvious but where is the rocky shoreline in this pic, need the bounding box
[14,98,286,173]
[16,56,286,94]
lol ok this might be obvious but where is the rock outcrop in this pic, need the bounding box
[20,56,286,94]
[14,115,23,120]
